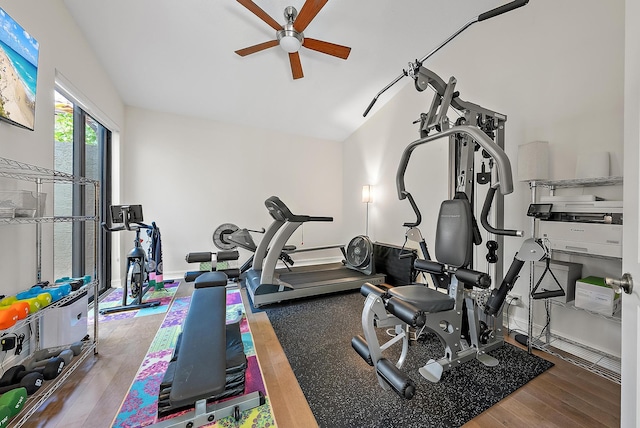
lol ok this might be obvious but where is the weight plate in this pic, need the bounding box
[213,223,240,250]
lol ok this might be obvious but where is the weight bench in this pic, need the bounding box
[153,272,264,427]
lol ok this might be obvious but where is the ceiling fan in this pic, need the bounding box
[234,0,351,80]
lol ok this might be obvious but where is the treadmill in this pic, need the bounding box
[243,196,385,307]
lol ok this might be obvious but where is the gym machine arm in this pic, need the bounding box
[362,0,529,117]
[396,125,515,198]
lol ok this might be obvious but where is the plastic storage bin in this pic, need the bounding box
[575,276,621,316]
[39,290,88,349]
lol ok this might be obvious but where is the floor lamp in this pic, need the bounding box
[362,185,372,236]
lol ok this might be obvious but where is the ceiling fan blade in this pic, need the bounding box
[235,40,279,56]
[289,52,304,79]
[293,0,328,32]
[237,0,282,31]
[302,38,351,60]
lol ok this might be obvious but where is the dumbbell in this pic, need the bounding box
[31,284,72,302]
[0,307,19,330]
[13,296,46,314]
[16,289,53,308]
[55,275,91,292]
[33,341,83,362]
[0,372,43,396]
[27,349,74,371]
[0,358,64,388]
[0,387,27,417]
[0,403,13,427]
[0,301,29,320]
[0,297,16,307]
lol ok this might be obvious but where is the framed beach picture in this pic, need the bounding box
[0,7,39,131]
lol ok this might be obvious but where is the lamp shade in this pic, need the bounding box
[362,185,372,203]
[279,35,302,53]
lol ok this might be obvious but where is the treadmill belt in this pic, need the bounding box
[278,267,367,288]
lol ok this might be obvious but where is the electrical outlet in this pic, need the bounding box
[507,293,522,306]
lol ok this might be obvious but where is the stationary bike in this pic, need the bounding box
[101,205,161,315]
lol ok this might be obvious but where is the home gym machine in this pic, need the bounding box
[243,196,386,308]
[352,0,530,398]
[101,205,161,315]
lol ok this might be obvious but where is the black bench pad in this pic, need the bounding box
[169,286,226,408]
[388,284,455,313]
[194,271,228,288]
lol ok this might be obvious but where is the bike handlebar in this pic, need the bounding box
[101,221,151,233]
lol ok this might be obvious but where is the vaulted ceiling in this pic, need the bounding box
[63,0,501,141]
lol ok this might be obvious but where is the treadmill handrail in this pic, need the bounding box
[396,125,514,198]
[265,196,334,223]
[308,216,333,222]
[286,244,345,254]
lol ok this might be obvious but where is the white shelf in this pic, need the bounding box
[526,176,622,384]
[530,334,621,384]
[10,341,97,426]
[531,176,623,189]
[551,300,621,323]
[0,156,96,184]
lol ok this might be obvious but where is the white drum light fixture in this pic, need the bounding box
[277,7,303,53]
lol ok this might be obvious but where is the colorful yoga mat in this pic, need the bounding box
[112,287,275,427]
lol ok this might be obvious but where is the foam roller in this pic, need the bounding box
[414,259,445,273]
[376,358,416,399]
[386,297,425,328]
[216,250,239,262]
[351,335,373,366]
[455,268,491,288]
[185,252,213,263]
[360,282,385,298]
[218,268,240,279]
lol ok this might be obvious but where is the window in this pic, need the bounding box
[54,89,111,294]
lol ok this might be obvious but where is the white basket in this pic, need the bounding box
[0,190,47,216]
[0,207,15,218]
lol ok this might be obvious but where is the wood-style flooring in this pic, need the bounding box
[24,282,621,427]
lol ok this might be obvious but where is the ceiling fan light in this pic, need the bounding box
[279,35,302,53]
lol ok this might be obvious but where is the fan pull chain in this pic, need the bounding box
[301,223,304,245]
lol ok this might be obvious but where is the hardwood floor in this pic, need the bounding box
[24,282,621,427]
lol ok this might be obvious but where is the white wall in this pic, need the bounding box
[343,0,624,356]
[122,107,344,280]
[0,0,124,294]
